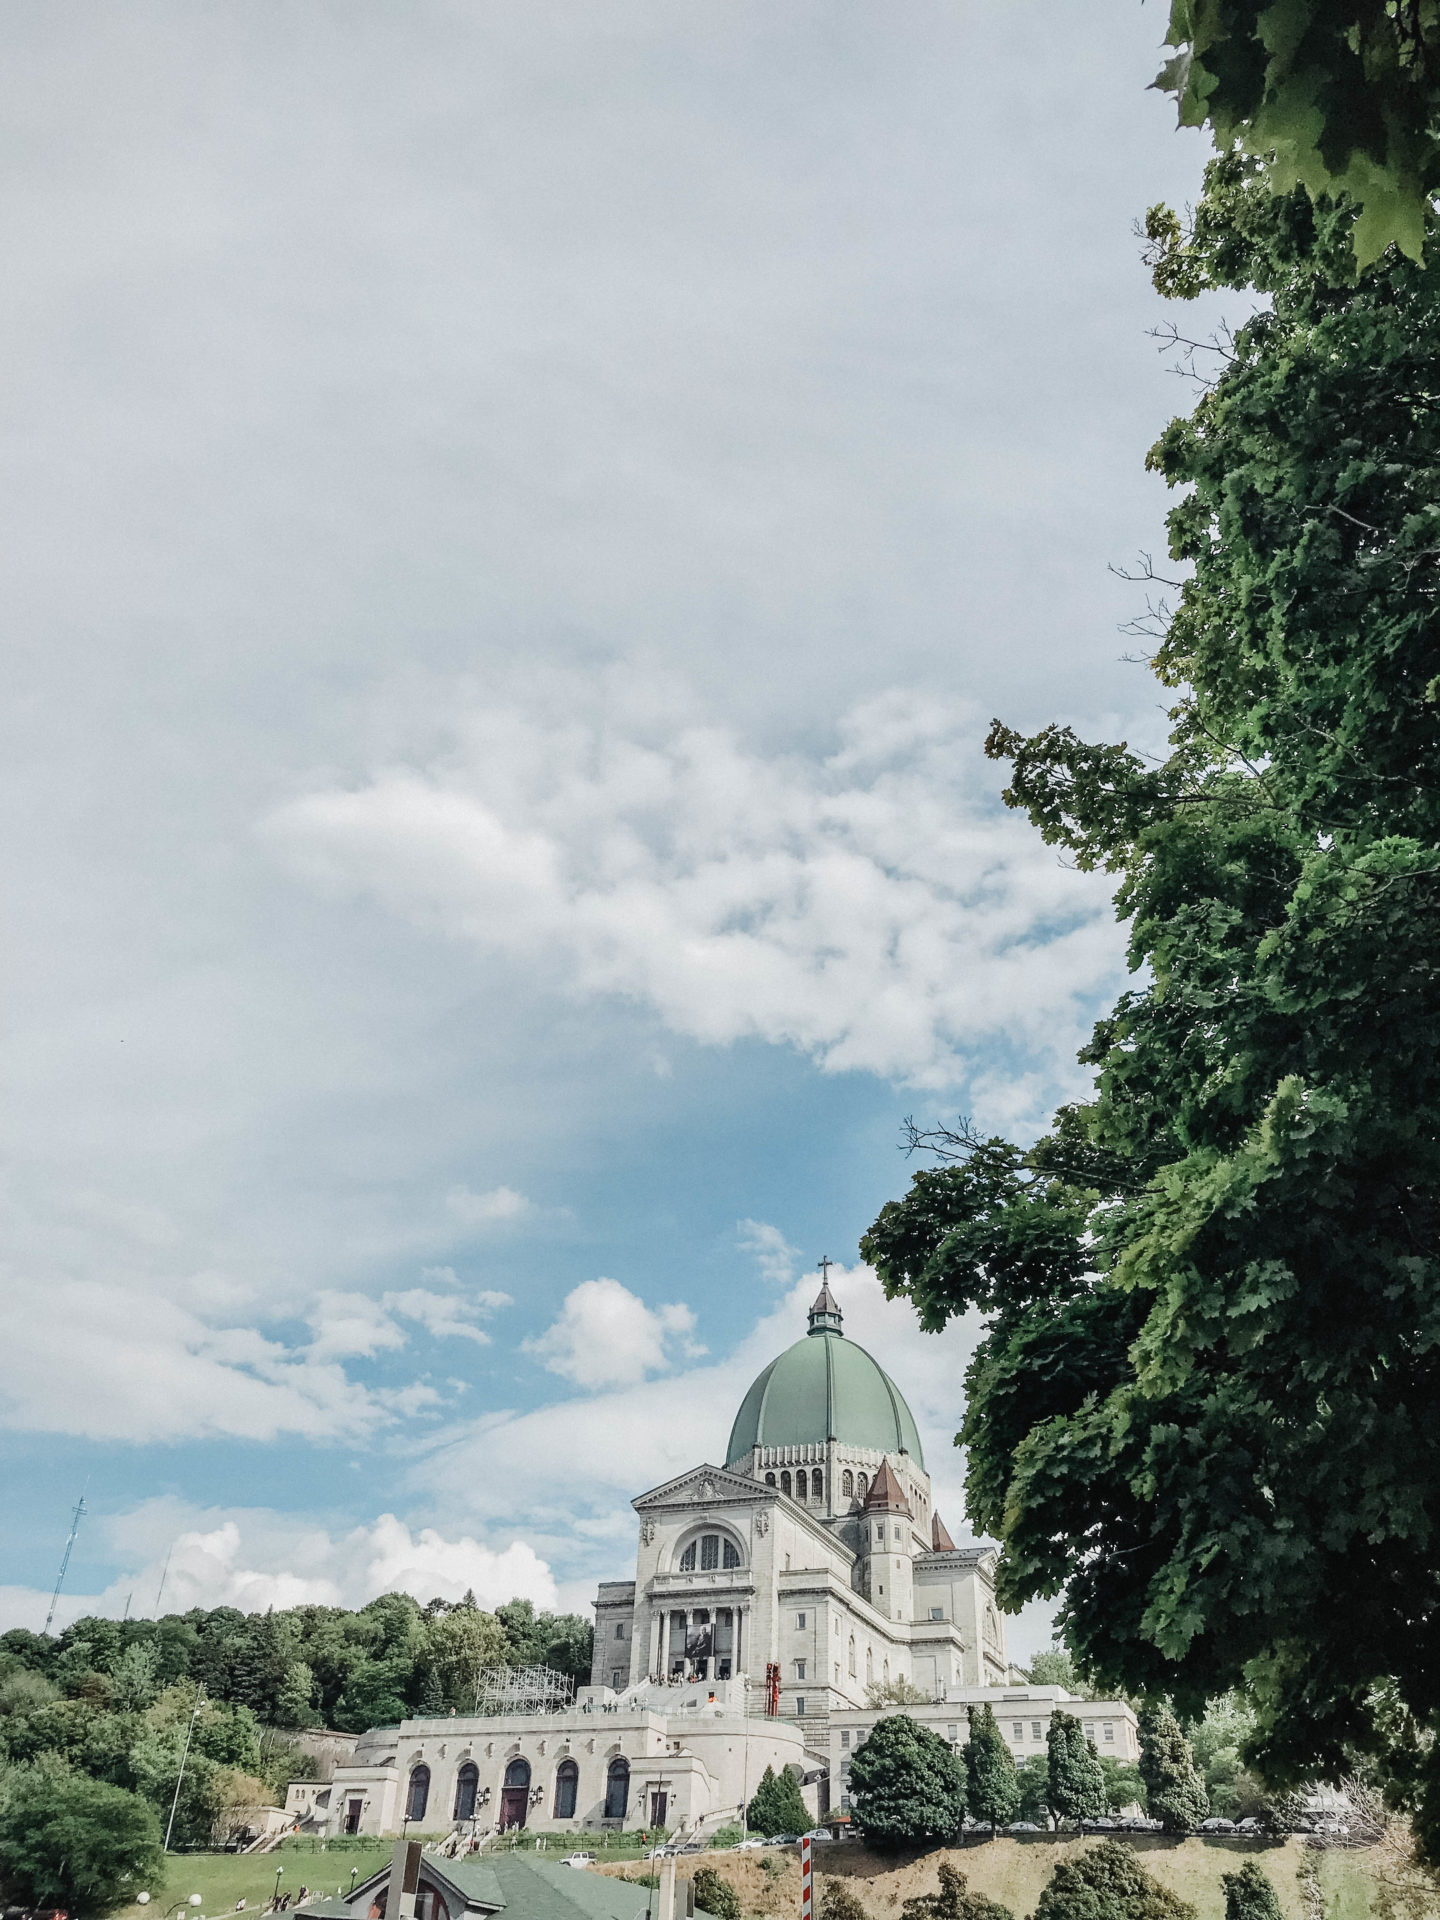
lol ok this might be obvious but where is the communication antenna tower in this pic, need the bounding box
[43,1488,87,1636]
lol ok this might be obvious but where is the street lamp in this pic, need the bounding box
[273,1864,285,1910]
[164,1898,203,1919]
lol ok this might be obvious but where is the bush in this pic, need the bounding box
[0,1757,166,1918]
[901,1863,1014,1920]
[1034,1840,1196,1920]
[820,1881,871,1920]
[1221,1862,1284,1920]
[848,1714,965,1851]
[692,1867,742,1920]
[709,1825,743,1849]
[1137,1705,1209,1836]
[964,1706,1020,1833]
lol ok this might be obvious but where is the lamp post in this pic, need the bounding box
[165,1897,203,1919]
[272,1865,285,1911]
[164,1692,206,1852]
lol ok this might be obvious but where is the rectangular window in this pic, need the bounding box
[1104,1723,1115,1742]
[612,1669,623,1687]
[841,1732,850,1748]
[841,1794,851,1811]
[701,1535,720,1571]
[615,1624,625,1639]
[947,1725,958,1743]
[796,1612,806,1629]
[929,1607,943,1620]
[1032,1722,1043,1742]
[1012,1722,1024,1741]
[796,1696,806,1716]
[1084,1724,1097,1746]
[795,1660,806,1680]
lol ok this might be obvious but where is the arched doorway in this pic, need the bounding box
[453,1762,478,1822]
[500,1756,531,1830]
[405,1765,430,1823]
[553,1759,579,1819]
[603,1756,629,1821]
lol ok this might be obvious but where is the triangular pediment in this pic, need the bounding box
[633,1461,770,1511]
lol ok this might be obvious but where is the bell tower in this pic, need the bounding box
[857,1460,914,1622]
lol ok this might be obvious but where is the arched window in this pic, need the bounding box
[554,1759,579,1819]
[812,1470,823,1502]
[848,1635,856,1677]
[765,1472,776,1487]
[406,1764,430,1822]
[453,1762,478,1821]
[883,1659,890,1685]
[866,1646,873,1683]
[504,1758,531,1789]
[723,1538,740,1568]
[842,1470,854,1498]
[679,1542,697,1571]
[604,1756,629,1820]
[795,1469,807,1500]
[701,1535,720,1570]
[780,1471,792,1496]
[857,1472,869,1500]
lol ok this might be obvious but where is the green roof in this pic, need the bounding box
[725,1322,925,1468]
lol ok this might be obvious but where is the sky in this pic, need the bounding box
[0,1,1225,1665]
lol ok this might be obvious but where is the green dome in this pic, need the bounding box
[725,1287,925,1468]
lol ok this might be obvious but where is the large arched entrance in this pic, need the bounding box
[500,1757,531,1830]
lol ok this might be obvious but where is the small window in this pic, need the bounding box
[842,1470,854,1498]
[930,1607,943,1620]
[765,1472,776,1487]
[701,1535,720,1570]
[796,1469,808,1500]
[1103,1723,1115,1742]
[834,1663,840,1680]
[1084,1724,1097,1747]
[679,1542,696,1571]
[615,1624,625,1639]
[796,1612,806,1629]
[795,1660,806,1680]
[841,1793,851,1811]
[841,1731,850,1749]
[781,1470,792,1496]
[857,1472,868,1499]
[947,1725,958,1743]
[813,1470,823,1500]
[848,1636,856,1677]
[611,1668,624,1687]
[1012,1722,1024,1741]
[1032,1722,1043,1741]
[723,1539,741,1568]
[796,1696,806,1715]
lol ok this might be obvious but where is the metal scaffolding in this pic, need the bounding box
[472,1665,575,1716]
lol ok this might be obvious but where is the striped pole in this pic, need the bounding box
[800,1836,812,1920]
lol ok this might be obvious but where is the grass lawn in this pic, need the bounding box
[113,1840,392,1920]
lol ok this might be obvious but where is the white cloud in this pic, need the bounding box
[523,1277,703,1390]
[267,682,1123,1091]
[385,1283,511,1347]
[738,1218,802,1287]
[446,1185,531,1227]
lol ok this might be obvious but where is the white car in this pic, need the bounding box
[559,1854,596,1868]
[801,1830,836,1844]
[735,1839,766,1851]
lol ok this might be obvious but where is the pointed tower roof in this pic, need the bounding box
[862,1459,912,1515]
[931,1510,957,1552]
[808,1280,843,1335]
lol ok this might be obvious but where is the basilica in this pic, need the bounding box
[286,1284,1143,1842]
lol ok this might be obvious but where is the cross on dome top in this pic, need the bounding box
[808,1260,844,1335]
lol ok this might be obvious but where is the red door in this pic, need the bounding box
[500,1789,528,1829]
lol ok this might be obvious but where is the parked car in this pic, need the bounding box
[559,1854,595,1869]
[735,1839,766,1851]
[678,1844,705,1855]
[1007,1823,1040,1833]
[1200,1818,1236,1833]
[801,1830,836,1844]
[764,1834,802,1846]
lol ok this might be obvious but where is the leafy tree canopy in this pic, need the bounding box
[901,1863,1015,1920]
[1154,2,1440,265]
[0,1757,165,1918]
[1033,1841,1196,1920]
[848,1715,965,1851]
[1221,1861,1284,1920]
[745,1764,809,1838]
[965,1705,1021,1832]
[1139,1706,1209,1837]
[1047,1715,1108,1828]
[691,1868,742,1920]
[862,153,1440,1856]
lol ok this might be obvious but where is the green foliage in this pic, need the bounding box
[0,1756,165,1918]
[1033,1841,1197,1920]
[848,1714,965,1851]
[1153,2,1440,265]
[708,1825,743,1849]
[866,1676,933,1707]
[820,1880,872,1920]
[746,1763,809,1837]
[1098,1757,1147,1817]
[1047,1715,1107,1826]
[1138,1706,1209,1837]
[861,151,1440,1860]
[691,1866,742,1920]
[1027,1649,1080,1691]
[900,1862,1015,1920]
[1016,1754,1055,1827]
[964,1705,1020,1831]
[1186,1695,1256,1818]
[1221,1861,1284,1920]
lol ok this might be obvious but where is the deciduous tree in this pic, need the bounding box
[847,1715,965,1851]
[1139,1706,1209,1836]
[964,1705,1020,1834]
